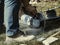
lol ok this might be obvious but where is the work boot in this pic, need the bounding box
[5,30,35,44]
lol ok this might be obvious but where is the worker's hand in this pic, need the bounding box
[24,5,37,16]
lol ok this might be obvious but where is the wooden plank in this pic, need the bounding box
[42,37,58,45]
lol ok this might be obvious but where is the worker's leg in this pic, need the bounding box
[4,0,20,36]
